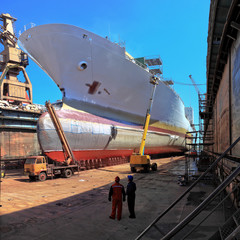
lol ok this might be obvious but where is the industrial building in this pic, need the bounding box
[206,0,240,157]
[203,0,240,199]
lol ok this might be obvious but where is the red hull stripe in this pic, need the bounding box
[45,147,184,162]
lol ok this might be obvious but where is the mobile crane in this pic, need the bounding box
[24,101,79,181]
[130,76,158,172]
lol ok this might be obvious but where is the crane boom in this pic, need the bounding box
[45,101,76,165]
[189,75,201,96]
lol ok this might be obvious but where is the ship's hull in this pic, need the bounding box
[38,107,187,162]
[45,147,183,162]
[19,24,192,162]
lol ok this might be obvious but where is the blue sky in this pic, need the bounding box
[2,0,210,126]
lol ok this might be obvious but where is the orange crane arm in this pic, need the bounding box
[45,101,76,165]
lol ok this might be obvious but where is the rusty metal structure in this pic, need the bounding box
[202,0,240,209]
[205,0,240,157]
[0,107,42,161]
[0,13,32,105]
[202,0,240,236]
[0,14,41,163]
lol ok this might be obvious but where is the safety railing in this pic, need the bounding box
[135,136,240,240]
[125,56,149,71]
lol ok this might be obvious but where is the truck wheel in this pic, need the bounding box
[38,172,47,181]
[131,167,136,173]
[151,163,157,171]
[64,169,72,178]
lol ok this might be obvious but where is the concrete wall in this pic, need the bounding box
[0,131,41,160]
[231,30,240,157]
[213,59,230,153]
[212,31,240,157]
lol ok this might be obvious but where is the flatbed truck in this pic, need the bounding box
[24,101,79,181]
[24,156,79,181]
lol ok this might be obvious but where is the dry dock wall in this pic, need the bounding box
[212,29,240,157]
[0,107,42,161]
[0,131,41,160]
[207,0,240,159]
[212,59,230,154]
[212,30,240,156]
[231,30,240,157]
[205,0,240,194]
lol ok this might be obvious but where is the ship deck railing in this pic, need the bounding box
[125,54,150,72]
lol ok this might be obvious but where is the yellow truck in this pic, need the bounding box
[24,102,79,181]
[0,162,5,178]
[24,156,79,181]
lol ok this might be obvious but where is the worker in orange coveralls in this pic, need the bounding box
[108,176,126,220]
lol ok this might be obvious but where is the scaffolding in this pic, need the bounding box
[135,136,240,240]
[134,55,163,77]
[183,88,215,183]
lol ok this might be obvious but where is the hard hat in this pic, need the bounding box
[115,176,120,182]
[128,175,133,181]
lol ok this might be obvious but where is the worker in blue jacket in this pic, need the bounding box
[126,175,136,218]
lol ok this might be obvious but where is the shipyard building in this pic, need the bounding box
[205,0,240,173]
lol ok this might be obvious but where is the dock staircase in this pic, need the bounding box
[135,136,240,240]
[209,208,240,240]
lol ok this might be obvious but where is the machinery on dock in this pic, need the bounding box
[0,13,32,105]
[130,76,158,172]
[0,13,43,163]
[0,162,5,178]
[24,102,79,181]
[24,155,79,181]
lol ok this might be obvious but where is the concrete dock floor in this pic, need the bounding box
[0,156,234,240]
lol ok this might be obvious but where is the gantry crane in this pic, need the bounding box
[0,13,32,105]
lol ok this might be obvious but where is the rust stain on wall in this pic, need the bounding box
[0,131,41,160]
[232,44,240,157]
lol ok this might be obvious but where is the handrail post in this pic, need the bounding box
[135,136,240,240]
[161,164,240,240]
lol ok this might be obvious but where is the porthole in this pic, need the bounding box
[78,61,88,71]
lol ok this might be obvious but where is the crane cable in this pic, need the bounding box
[173,81,206,86]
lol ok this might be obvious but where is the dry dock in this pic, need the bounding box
[0,156,234,240]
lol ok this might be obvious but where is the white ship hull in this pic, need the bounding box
[19,24,192,162]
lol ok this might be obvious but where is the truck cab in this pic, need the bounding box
[24,156,47,181]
